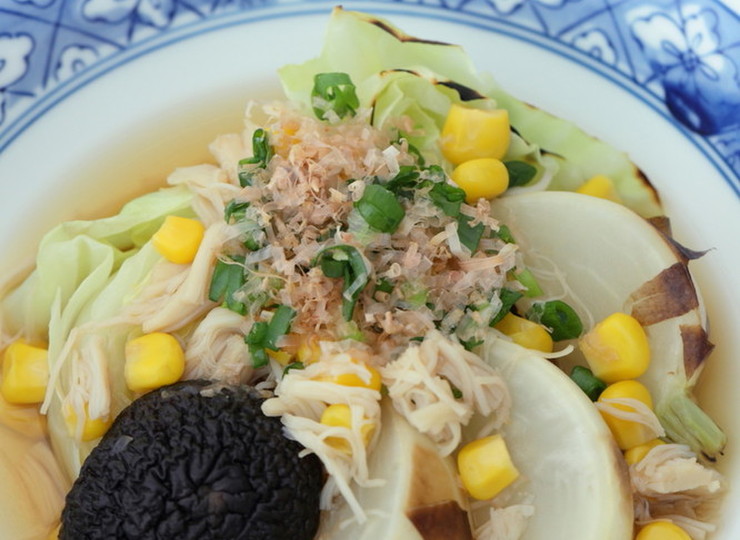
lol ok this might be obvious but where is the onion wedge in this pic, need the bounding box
[491,191,726,459]
[466,337,633,539]
[318,399,473,539]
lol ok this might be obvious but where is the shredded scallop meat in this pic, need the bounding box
[184,307,253,384]
[382,330,510,456]
[261,342,383,523]
[474,503,535,540]
[596,397,666,439]
[631,444,725,540]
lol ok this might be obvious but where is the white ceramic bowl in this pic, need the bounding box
[0,0,738,537]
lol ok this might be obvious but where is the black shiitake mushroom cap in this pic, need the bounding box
[61,380,323,540]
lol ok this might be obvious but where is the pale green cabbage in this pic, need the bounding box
[0,185,194,480]
[280,7,662,217]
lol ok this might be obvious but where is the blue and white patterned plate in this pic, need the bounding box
[0,0,738,537]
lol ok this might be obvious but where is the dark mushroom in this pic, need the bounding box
[61,380,322,540]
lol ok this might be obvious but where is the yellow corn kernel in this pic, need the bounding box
[124,332,185,393]
[332,367,382,392]
[1,341,49,404]
[266,349,293,366]
[458,434,519,500]
[597,380,655,450]
[152,215,205,264]
[579,312,650,384]
[63,403,112,442]
[440,104,510,164]
[451,158,509,204]
[624,438,666,465]
[296,336,323,365]
[635,521,692,540]
[576,174,622,203]
[494,313,553,353]
[320,403,374,453]
[325,360,382,392]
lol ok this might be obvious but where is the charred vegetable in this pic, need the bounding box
[319,400,472,539]
[61,380,323,540]
[491,191,725,458]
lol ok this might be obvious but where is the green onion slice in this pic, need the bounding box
[355,184,405,233]
[239,128,273,169]
[208,256,247,315]
[494,224,516,244]
[489,288,524,327]
[429,182,466,217]
[527,300,583,341]
[570,365,607,401]
[374,278,394,295]
[238,128,273,186]
[311,72,359,120]
[245,305,296,368]
[457,215,485,253]
[504,160,538,188]
[283,361,305,375]
[224,200,250,224]
[314,245,369,321]
[514,268,543,298]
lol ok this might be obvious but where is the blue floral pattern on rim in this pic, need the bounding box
[0,0,738,187]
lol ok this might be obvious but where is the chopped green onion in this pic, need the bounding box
[314,245,369,320]
[401,283,428,308]
[457,215,484,253]
[238,129,273,186]
[393,133,426,166]
[459,337,483,352]
[384,166,420,196]
[514,268,543,297]
[429,182,466,217]
[570,365,607,401]
[406,139,425,166]
[423,164,447,183]
[312,72,359,119]
[355,184,405,233]
[374,278,394,294]
[339,320,365,342]
[224,200,250,224]
[494,224,516,244]
[208,256,247,315]
[243,235,261,252]
[245,322,269,367]
[240,128,273,168]
[319,256,347,278]
[283,361,305,375]
[489,288,523,327]
[238,170,255,188]
[504,160,537,188]
[245,305,296,368]
[265,305,296,345]
[527,300,583,341]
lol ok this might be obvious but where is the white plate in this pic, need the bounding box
[1,0,738,538]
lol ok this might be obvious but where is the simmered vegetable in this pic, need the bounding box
[318,400,472,540]
[491,191,726,458]
[467,337,633,539]
[279,7,661,216]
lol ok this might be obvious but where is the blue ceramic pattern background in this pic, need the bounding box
[1,0,739,184]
